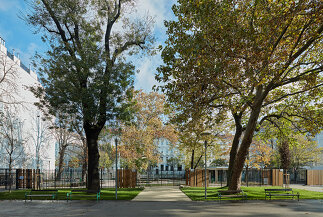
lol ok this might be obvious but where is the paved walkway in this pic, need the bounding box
[0,199,322,216]
[290,184,323,193]
[132,186,191,201]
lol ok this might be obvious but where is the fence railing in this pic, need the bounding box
[0,168,321,190]
[137,170,186,186]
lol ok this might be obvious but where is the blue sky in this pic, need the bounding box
[0,0,176,92]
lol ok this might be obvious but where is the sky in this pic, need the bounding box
[0,0,176,92]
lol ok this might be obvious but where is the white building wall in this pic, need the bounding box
[154,138,185,174]
[0,37,55,171]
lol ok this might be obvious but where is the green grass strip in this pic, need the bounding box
[0,188,143,200]
[181,186,323,201]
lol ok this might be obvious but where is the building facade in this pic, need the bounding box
[0,36,55,171]
[153,138,185,175]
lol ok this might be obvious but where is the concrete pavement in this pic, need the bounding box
[0,199,322,217]
[290,184,323,193]
[132,186,191,201]
[0,185,322,216]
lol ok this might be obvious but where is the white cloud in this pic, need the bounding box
[132,0,176,92]
[136,0,174,29]
[135,55,162,92]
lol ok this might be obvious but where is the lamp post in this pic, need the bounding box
[115,137,118,200]
[201,130,211,200]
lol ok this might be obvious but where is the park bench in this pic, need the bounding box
[265,188,300,201]
[66,189,101,201]
[24,189,58,201]
[217,190,247,201]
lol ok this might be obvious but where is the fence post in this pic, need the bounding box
[54,169,56,189]
[220,170,222,187]
[16,169,19,190]
[100,168,103,189]
[69,168,72,188]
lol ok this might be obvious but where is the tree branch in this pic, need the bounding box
[112,39,146,63]
[279,66,323,87]
[264,82,323,106]
[41,0,75,57]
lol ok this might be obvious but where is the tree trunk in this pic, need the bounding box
[190,150,195,169]
[8,155,12,193]
[82,142,88,185]
[229,87,265,190]
[84,127,100,191]
[194,154,203,170]
[56,146,66,180]
[227,113,243,186]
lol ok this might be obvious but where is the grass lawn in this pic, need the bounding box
[0,188,143,200]
[181,186,323,201]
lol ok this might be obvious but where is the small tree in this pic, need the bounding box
[31,114,51,170]
[118,91,178,170]
[249,138,273,169]
[290,135,322,169]
[51,120,74,180]
[98,128,114,170]
[0,47,18,104]
[0,107,25,192]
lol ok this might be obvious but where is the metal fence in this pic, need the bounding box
[0,168,317,190]
[137,170,186,186]
[0,168,16,191]
[289,169,307,185]
[0,168,186,190]
[210,168,277,187]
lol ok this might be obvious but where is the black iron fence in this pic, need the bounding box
[209,168,306,187]
[0,168,16,190]
[137,170,186,186]
[0,167,315,190]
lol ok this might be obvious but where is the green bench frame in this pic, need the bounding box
[217,190,247,201]
[66,189,101,201]
[265,188,300,201]
[25,189,58,202]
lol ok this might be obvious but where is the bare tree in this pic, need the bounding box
[31,114,51,170]
[51,115,80,180]
[73,126,87,184]
[0,106,25,192]
[0,42,19,104]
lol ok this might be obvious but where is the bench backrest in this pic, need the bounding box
[31,189,58,192]
[265,188,292,192]
[71,189,100,193]
[218,190,243,194]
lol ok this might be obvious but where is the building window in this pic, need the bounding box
[177,165,182,171]
[166,165,169,171]
[161,164,164,171]
[171,165,174,171]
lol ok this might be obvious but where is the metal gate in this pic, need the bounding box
[137,169,186,186]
